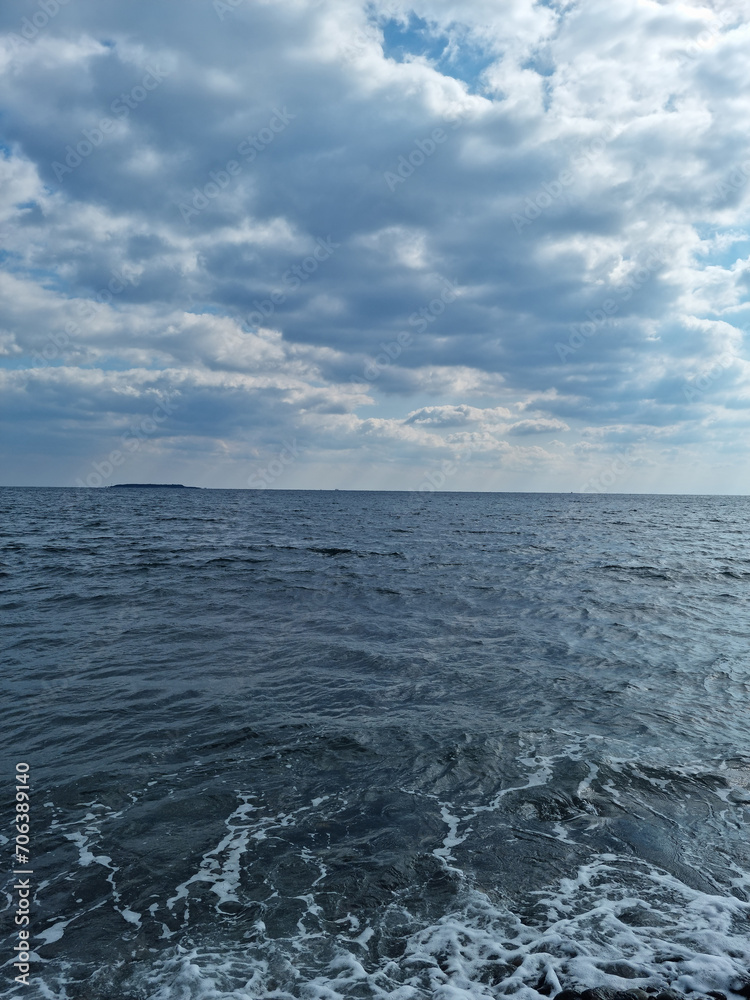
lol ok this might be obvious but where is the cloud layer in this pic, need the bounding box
[2,0,749,491]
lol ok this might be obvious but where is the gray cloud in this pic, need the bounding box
[1,0,749,490]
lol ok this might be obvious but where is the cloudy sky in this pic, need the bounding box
[2,0,749,491]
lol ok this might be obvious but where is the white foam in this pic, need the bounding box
[103,847,750,1000]
[434,804,468,862]
[165,792,337,915]
[35,920,70,945]
[33,748,750,1000]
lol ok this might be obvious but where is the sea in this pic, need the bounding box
[2,488,750,1000]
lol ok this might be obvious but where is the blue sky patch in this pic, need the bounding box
[379,12,496,93]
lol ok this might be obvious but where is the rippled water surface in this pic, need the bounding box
[2,488,750,999]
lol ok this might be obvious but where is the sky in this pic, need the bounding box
[1,0,749,492]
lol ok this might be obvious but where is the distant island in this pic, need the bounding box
[108,484,198,489]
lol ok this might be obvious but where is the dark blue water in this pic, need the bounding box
[2,488,750,999]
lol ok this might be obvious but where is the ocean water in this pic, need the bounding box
[2,488,750,1000]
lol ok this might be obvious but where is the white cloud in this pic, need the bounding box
[1,0,750,490]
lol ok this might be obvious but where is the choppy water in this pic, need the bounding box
[2,488,750,1000]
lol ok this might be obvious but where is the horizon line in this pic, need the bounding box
[2,486,750,497]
